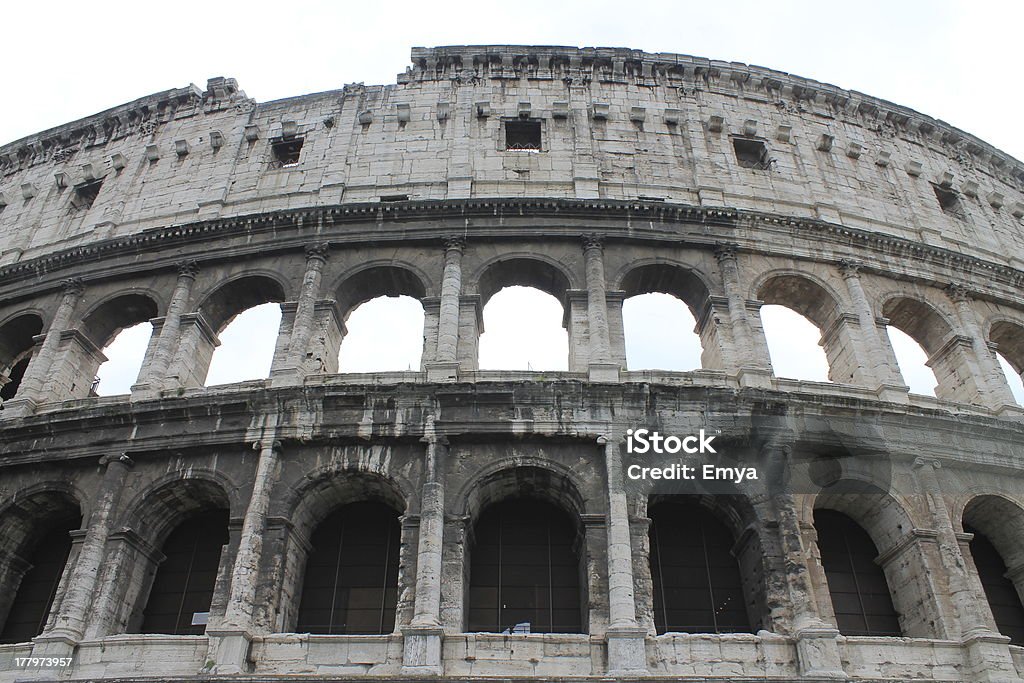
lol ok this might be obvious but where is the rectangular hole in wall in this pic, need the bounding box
[932,184,965,219]
[732,137,770,170]
[380,194,409,202]
[505,120,541,152]
[270,136,304,168]
[70,178,103,210]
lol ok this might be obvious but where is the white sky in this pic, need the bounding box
[9,0,1020,403]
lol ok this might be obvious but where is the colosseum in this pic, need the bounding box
[0,44,1023,682]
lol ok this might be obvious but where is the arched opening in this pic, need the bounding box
[479,287,567,371]
[0,313,43,401]
[813,509,901,637]
[336,267,427,373]
[962,496,1024,646]
[648,499,752,634]
[885,325,937,396]
[139,509,229,635]
[477,258,572,371]
[0,490,81,644]
[467,498,582,634]
[205,303,282,385]
[881,297,970,404]
[619,264,709,371]
[295,501,400,634]
[758,276,842,383]
[991,321,1024,405]
[95,322,153,395]
[199,275,286,387]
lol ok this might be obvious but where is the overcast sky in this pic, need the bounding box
[7,0,1020,402]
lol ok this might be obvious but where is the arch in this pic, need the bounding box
[287,468,410,537]
[332,263,431,320]
[294,501,401,635]
[647,497,756,634]
[962,495,1024,579]
[990,320,1024,394]
[880,295,956,358]
[810,480,915,554]
[474,256,574,307]
[0,312,43,400]
[467,497,583,634]
[962,495,1024,645]
[755,271,844,331]
[80,292,159,349]
[0,488,82,644]
[124,474,234,547]
[196,274,288,334]
[617,262,712,317]
[456,463,589,522]
[812,508,902,637]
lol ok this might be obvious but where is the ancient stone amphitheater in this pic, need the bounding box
[0,45,1023,682]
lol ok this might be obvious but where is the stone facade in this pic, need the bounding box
[0,45,1022,682]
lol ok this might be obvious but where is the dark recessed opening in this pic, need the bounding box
[0,357,30,401]
[505,120,541,151]
[732,137,770,169]
[71,178,103,210]
[933,184,964,219]
[380,194,409,203]
[271,136,304,168]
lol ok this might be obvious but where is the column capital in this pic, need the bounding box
[913,456,942,471]
[98,452,134,469]
[838,259,864,278]
[582,233,604,251]
[443,235,465,253]
[714,241,739,262]
[304,242,330,262]
[176,259,200,279]
[252,439,283,453]
[946,283,973,304]
[60,277,85,296]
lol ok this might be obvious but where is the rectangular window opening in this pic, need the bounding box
[380,194,409,202]
[271,136,304,168]
[732,137,770,170]
[505,120,541,152]
[933,184,965,219]
[71,178,103,210]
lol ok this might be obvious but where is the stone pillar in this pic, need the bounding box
[403,429,447,675]
[947,285,1018,411]
[165,312,220,389]
[427,237,464,382]
[276,243,329,384]
[6,278,84,414]
[715,244,772,387]
[601,435,647,674]
[913,458,1022,682]
[209,434,281,674]
[31,454,133,658]
[764,440,846,678]
[583,235,619,381]
[133,260,199,397]
[833,261,907,400]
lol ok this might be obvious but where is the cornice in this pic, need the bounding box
[1,198,1021,301]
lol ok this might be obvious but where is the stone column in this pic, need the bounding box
[31,454,133,658]
[583,235,619,381]
[209,433,281,674]
[601,435,647,674]
[427,237,464,382]
[6,278,84,414]
[912,458,1022,682]
[133,260,199,397]
[838,261,908,401]
[403,428,447,674]
[947,285,1017,411]
[763,440,846,678]
[715,244,772,387]
[277,243,329,384]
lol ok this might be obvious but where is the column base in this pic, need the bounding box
[205,629,253,675]
[737,366,773,389]
[875,382,910,403]
[794,627,846,678]
[425,362,460,383]
[605,625,647,674]
[1,397,37,418]
[588,363,620,383]
[996,403,1024,417]
[269,365,304,387]
[960,630,1023,682]
[30,630,78,660]
[401,625,444,675]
